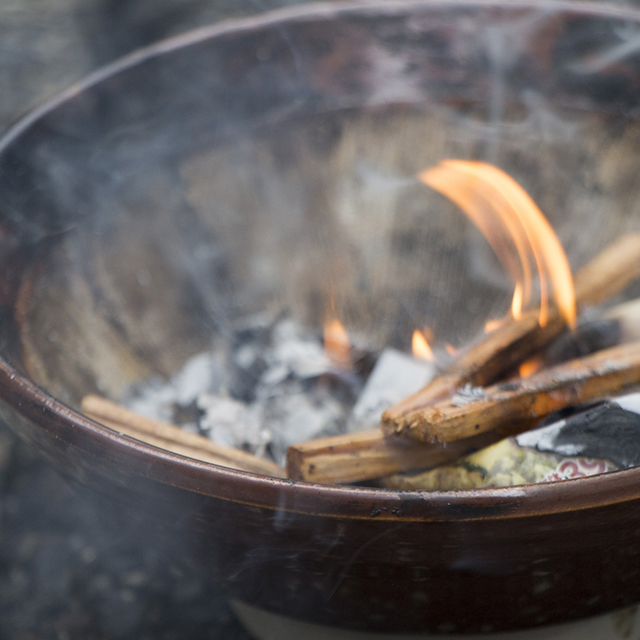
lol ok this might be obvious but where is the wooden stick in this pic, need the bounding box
[286,420,535,484]
[604,298,640,342]
[82,395,285,477]
[397,340,640,444]
[383,232,640,433]
[573,234,640,308]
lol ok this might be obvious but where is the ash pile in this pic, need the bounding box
[124,314,435,466]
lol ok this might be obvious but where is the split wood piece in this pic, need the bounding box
[395,340,640,444]
[81,395,285,478]
[286,419,536,484]
[383,232,640,433]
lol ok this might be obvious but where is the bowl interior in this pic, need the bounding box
[3,0,640,431]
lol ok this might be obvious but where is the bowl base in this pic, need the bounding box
[231,600,640,640]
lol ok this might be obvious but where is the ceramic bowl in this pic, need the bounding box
[2,1,640,634]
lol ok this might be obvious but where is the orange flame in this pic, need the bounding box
[324,318,351,367]
[412,329,435,361]
[419,160,576,329]
[519,356,543,379]
[445,343,458,356]
[484,318,505,334]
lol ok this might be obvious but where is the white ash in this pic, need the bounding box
[266,318,333,380]
[613,392,640,414]
[347,349,435,432]
[229,316,349,464]
[123,350,225,426]
[515,419,588,459]
[125,379,178,425]
[123,316,357,464]
[197,394,269,456]
[516,420,583,456]
[260,379,347,465]
[514,395,640,467]
[124,314,429,467]
[173,351,226,405]
[451,383,486,407]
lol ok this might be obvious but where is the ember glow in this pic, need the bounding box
[419,160,576,329]
[412,329,435,361]
[324,318,351,367]
[519,356,543,379]
[445,343,458,356]
[484,318,505,334]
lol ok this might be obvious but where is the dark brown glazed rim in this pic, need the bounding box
[2,0,640,523]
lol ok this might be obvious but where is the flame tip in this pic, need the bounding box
[412,329,435,361]
[422,159,576,333]
[324,317,351,368]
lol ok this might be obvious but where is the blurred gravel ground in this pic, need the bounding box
[0,427,254,639]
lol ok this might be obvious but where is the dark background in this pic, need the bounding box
[0,2,328,638]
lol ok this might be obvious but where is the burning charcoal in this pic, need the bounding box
[347,349,435,432]
[261,316,348,388]
[542,316,620,364]
[351,347,378,379]
[231,313,274,350]
[228,314,275,402]
[541,298,640,367]
[171,401,205,434]
[229,342,269,403]
[319,368,364,407]
[198,394,269,456]
[516,393,640,468]
[259,363,290,388]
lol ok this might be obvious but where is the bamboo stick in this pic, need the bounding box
[396,340,640,444]
[82,395,285,477]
